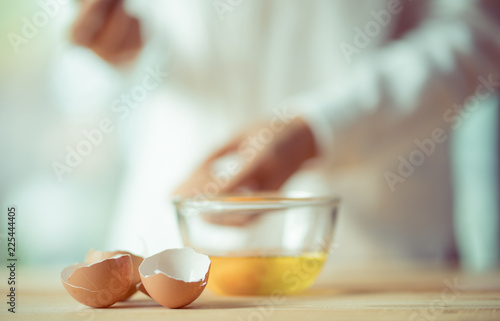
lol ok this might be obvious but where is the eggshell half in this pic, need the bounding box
[139,248,211,308]
[85,249,143,300]
[61,254,133,308]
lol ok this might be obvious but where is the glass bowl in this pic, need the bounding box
[173,192,340,296]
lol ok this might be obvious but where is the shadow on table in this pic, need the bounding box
[108,287,418,310]
[110,298,260,310]
[107,276,494,311]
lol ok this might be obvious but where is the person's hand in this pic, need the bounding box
[71,0,142,65]
[173,116,318,226]
[174,116,318,198]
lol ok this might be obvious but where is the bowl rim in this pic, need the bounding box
[172,192,340,212]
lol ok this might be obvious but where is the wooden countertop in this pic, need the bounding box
[3,264,500,321]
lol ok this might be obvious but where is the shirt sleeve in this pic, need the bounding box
[290,1,500,167]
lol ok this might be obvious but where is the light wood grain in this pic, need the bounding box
[2,265,499,321]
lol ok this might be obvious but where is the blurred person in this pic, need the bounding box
[71,0,500,266]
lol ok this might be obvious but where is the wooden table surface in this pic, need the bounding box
[3,264,500,321]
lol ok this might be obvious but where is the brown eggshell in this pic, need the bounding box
[139,248,211,308]
[61,254,133,308]
[85,249,144,300]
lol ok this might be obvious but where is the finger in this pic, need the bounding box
[255,155,300,191]
[172,141,246,197]
[201,211,262,227]
[232,181,259,193]
[202,135,244,166]
[218,155,264,193]
[172,158,222,197]
[72,0,118,46]
[90,0,133,62]
[224,149,292,192]
[172,171,209,197]
[257,170,289,191]
[172,155,249,198]
[96,14,142,64]
[117,17,142,61]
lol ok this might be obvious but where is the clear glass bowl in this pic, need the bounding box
[173,193,340,296]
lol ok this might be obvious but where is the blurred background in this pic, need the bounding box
[0,0,498,271]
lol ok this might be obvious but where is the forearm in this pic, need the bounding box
[292,1,500,166]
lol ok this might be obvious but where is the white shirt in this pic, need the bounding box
[108,0,500,265]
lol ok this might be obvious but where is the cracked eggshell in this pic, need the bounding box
[86,249,144,300]
[61,254,133,308]
[139,248,211,308]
